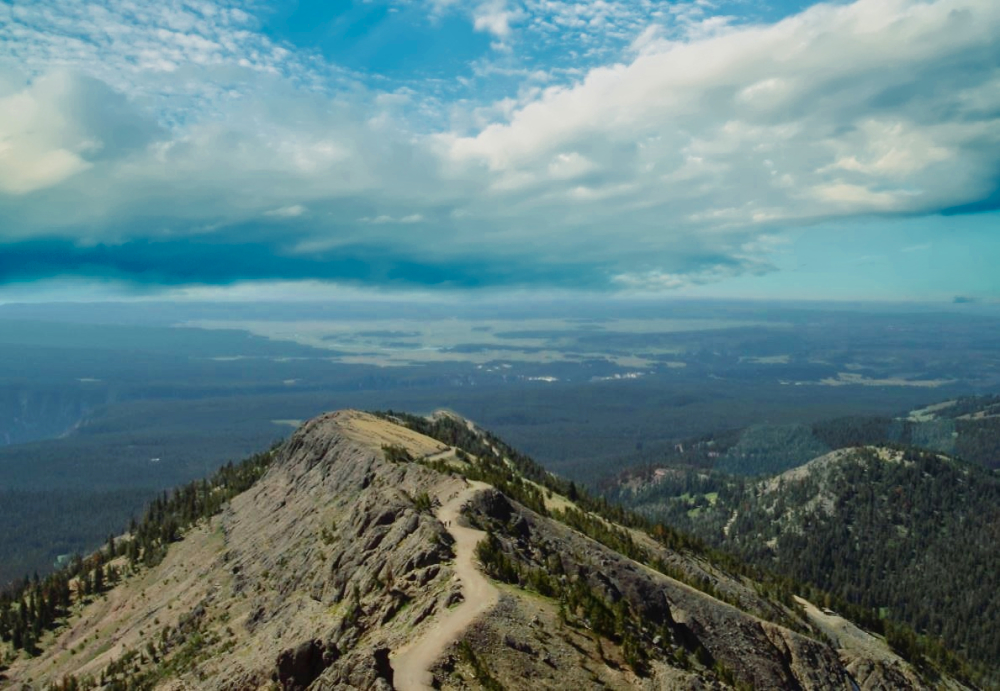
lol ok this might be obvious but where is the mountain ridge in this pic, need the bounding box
[609,442,1000,684]
[606,396,1000,480]
[1,410,976,690]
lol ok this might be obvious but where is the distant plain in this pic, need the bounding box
[1,298,999,583]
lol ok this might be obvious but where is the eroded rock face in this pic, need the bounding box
[5,412,466,690]
[465,488,942,691]
[214,413,463,688]
[846,658,928,691]
[276,639,336,690]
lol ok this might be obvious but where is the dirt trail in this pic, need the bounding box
[421,447,455,463]
[391,482,499,691]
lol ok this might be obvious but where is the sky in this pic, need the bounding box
[0,0,998,303]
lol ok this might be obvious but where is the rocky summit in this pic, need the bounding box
[1,411,973,690]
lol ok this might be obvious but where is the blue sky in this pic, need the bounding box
[0,0,998,303]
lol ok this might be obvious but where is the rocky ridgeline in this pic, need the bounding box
[461,489,941,690]
[2,411,970,690]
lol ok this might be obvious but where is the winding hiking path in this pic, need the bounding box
[391,482,499,691]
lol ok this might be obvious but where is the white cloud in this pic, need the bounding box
[820,119,954,180]
[265,204,307,218]
[0,0,350,122]
[0,75,92,194]
[811,183,904,210]
[547,152,597,179]
[0,70,158,199]
[473,0,523,39]
[359,213,427,224]
[444,0,1000,243]
[612,258,769,291]
[0,0,998,291]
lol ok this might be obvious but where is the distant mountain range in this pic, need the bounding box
[612,395,1000,477]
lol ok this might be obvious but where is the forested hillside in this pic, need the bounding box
[610,445,1000,683]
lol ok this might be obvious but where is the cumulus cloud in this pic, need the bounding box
[446,0,999,225]
[0,72,159,196]
[434,0,1000,284]
[0,0,998,292]
[472,0,523,39]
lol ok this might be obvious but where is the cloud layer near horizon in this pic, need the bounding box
[1,0,998,292]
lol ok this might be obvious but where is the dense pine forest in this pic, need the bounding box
[611,445,1000,684]
[0,490,154,587]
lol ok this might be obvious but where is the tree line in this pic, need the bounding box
[0,446,276,659]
